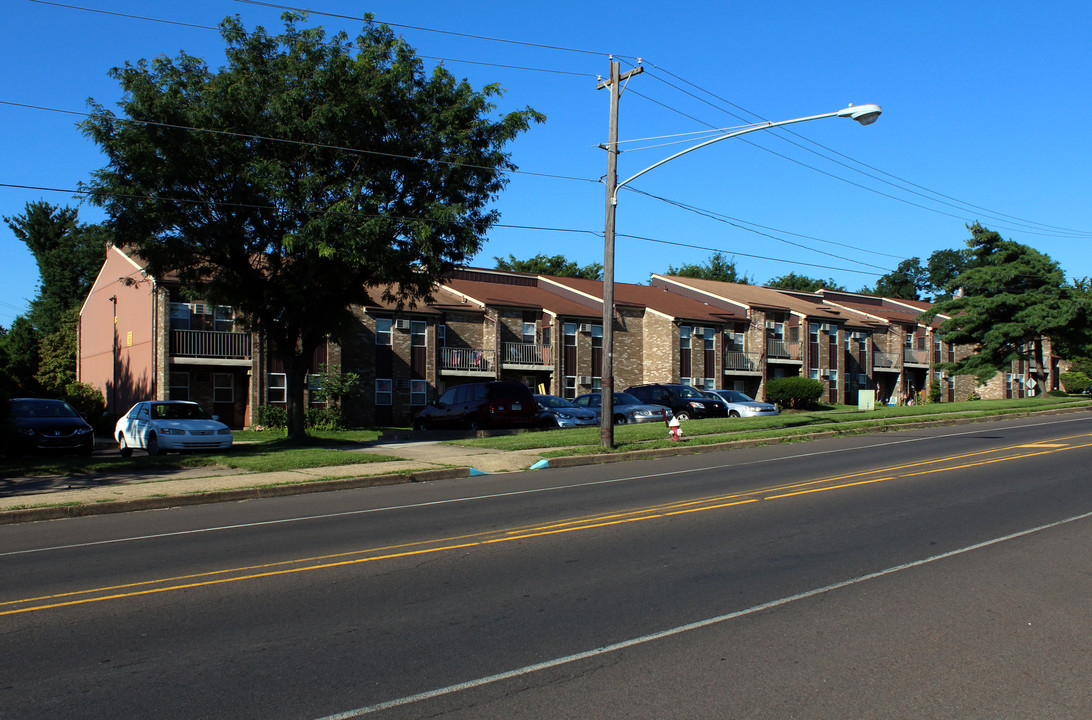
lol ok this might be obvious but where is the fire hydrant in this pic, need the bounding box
[668,416,682,442]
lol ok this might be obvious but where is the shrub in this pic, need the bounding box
[928,379,942,404]
[305,406,344,430]
[1059,371,1092,394]
[253,404,288,428]
[764,376,825,410]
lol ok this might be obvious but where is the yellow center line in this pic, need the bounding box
[5,434,1091,616]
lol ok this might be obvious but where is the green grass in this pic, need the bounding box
[446,395,1091,454]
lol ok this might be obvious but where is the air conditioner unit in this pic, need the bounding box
[396,378,411,389]
[823,324,836,334]
[191,303,211,315]
[692,328,705,338]
[578,323,593,333]
[765,320,776,329]
[394,319,410,331]
[578,375,592,385]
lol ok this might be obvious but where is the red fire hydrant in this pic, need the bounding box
[668,416,682,442]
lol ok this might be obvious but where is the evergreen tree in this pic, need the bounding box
[494,253,602,279]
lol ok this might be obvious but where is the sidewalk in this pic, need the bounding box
[0,439,559,524]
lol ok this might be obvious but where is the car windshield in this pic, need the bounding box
[536,396,574,409]
[613,393,643,406]
[674,386,707,399]
[151,403,212,420]
[721,391,754,402]
[11,399,81,419]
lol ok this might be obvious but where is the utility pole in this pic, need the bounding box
[597,57,642,448]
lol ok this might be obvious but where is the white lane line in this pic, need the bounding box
[5,413,1088,557]
[314,508,1092,719]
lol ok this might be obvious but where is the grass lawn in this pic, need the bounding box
[446,395,1092,455]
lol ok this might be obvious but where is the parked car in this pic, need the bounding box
[534,394,599,429]
[8,398,95,455]
[709,389,780,418]
[624,383,728,421]
[572,392,673,425]
[114,400,233,456]
[413,381,537,431]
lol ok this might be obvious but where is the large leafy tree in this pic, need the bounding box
[81,13,543,439]
[665,252,752,284]
[4,201,110,336]
[494,253,602,280]
[766,272,845,292]
[923,224,1092,392]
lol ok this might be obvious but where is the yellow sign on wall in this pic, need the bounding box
[127,331,133,347]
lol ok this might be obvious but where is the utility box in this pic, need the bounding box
[858,389,876,411]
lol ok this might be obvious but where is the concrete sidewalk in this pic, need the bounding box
[0,439,556,524]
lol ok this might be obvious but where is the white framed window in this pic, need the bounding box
[591,377,602,391]
[376,318,393,346]
[704,377,715,390]
[169,371,190,400]
[680,377,692,386]
[563,376,577,399]
[410,379,427,406]
[169,303,191,330]
[438,324,447,346]
[542,326,551,347]
[214,306,234,332]
[268,373,287,404]
[214,373,234,403]
[828,372,838,390]
[376,379,393,406]
[809,369,821,382]
[411,320,427,347]
[522,321,536,344]
[680,325,692,350]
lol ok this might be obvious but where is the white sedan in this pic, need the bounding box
[115,400,233,456]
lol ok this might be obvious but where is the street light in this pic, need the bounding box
[599,99,881,448]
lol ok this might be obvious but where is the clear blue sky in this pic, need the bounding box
[4,0,1091,329]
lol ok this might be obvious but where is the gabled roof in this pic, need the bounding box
[442,268,601,318]
[817,289,942,328]
[541,275,741,323]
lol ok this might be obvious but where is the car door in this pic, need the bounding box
[129,403,152,449]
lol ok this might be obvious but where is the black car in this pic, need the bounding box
[623,383,728,421]
[413,381,537,431]
[8,398,95,455]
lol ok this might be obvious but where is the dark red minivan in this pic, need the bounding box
[412,381,537,431]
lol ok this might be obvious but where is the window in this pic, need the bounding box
[725,329,744,351]
[704,377,715,390]
[268,373,287,404]
[376,379,393,406]
[438,324,447,346]
[591,324,603,348]
[214,373,234,403]
[170,303,191,330]
[410,379,427,406]
[828,372,838,390]
[591,377,602,391]
[376,318,393,346]
[169,371,190,400]
[680,325,692,350]
[411,320,426,347]
[542,326,551,347]
[809,369,820,382]
[809,322,820,344]
[563,376,576,399]
[680,377,692,386]
[564,323,577,346]
[703,331,714,353]
[522,322,536,344]
[214,306,234,332]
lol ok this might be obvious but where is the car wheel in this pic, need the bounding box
[468,417,482,432]
[613,414,627,425]
[414,419,429,432]
[675,411,690,422]
[147,433,161,457]
[118,433,133,458]
[729,410,740,418]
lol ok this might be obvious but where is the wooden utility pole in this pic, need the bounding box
[597,58,642,448]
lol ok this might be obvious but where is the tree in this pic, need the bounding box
[865,257,926,300]
[923,248,970,301]
[923,224,1092,392]
[766,272,845,292]
[4,202,110,336]
[81,13,543,440]
[0,317,43,396]
[665,253,752,284]
[494,253,602,280]
[36,307,80,395]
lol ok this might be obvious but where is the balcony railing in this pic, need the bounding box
[440,347,495,372]
[904,348,929,365]
[873,350,899,369]
[766,339,801,360]
[723,350,760,371]
[170,329,251,359]
[502,343,553,366]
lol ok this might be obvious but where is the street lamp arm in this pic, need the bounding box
[612,104,881,204]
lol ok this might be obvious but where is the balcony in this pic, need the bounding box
[440,347,495,375]
[502,343,553,368]
[724,350,761,372]
[170,329,251,360]
[873,350,899,369]
[903,348,929,365]
[766,339,802,361]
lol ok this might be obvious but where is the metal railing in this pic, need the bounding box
[723,350,760,371]
[873,350,899,369]
[903,348,929,365]
[170,329,251,359]
[440,347,495,372]
[502,343,552,366]
[766,339,801,360]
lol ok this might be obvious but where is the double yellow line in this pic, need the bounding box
[4,433,1090,617]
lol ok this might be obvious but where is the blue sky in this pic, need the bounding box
[3,0,1091,328]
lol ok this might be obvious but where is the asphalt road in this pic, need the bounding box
[2,413,1090,719]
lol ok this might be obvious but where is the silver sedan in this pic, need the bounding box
[573,392,674,425]
[709,390,779,418]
